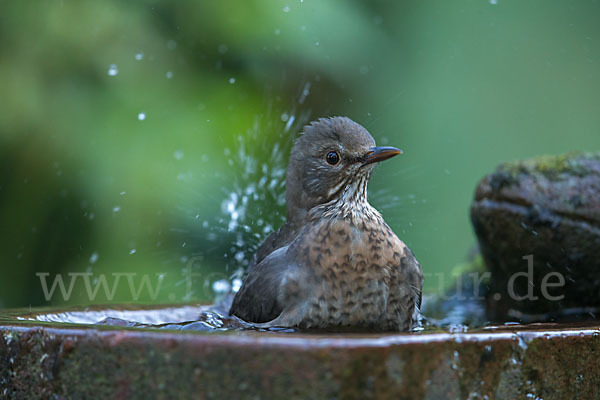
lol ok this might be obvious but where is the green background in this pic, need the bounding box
[1,0,599,307]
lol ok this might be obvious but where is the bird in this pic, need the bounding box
[229,116,423,331]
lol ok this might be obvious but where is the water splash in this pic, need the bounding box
[219,113,308,278]
[166,91,312,301]
[298,82,311,104]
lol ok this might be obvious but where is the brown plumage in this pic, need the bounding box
[229,116,423,331]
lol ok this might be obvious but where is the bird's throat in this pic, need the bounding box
[311,173,379,222]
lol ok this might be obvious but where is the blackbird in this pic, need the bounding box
[230,116,423,331]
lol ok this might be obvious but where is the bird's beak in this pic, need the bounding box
[363,146,403,166]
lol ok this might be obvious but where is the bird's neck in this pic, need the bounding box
[307,174,381,224]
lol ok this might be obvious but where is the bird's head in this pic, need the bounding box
[286,116,402,222]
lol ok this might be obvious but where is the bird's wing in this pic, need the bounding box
[249,223,297,271]
[229,246,305,323]
[401,247,424,322]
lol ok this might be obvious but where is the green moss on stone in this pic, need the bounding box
[499,152,600,181]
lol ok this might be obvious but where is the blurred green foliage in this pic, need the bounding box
[1,0,600,308]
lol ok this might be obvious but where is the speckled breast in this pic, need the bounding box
[296,215,418,330]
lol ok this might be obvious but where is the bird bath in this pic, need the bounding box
[2,152,599,399]
[2,303,600,399]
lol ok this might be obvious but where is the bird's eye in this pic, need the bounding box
[326,151,340,165]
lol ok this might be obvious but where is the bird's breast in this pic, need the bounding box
[296,216,409,327]
[304,215,404,272]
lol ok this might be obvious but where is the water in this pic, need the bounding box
[4,302,600,339]
[145,100,314,304]
[107,64,118,76]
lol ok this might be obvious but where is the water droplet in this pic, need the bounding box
[235,252,245,263]
[515,334,529,350]
[135,52,144,61]
[274,28,281,35]
[113,206,121,213]
[450,350,460,370]
[232,278,242,292]
[89,252,99,264]
[166,71,173,79]
[229,77,236,84]
[490,0,498,4]
[138,112,146,121]
[129,249,137,255]
[120,191,126,196]
[282,5,290,12]
[107,64,118,77]
[218,44,228,54]
[281,113,289,122]
[174,149,184,160]
[298,82,311,104]
[212,279,231,294]
[284,115,295,132]
[226,203,235,214]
